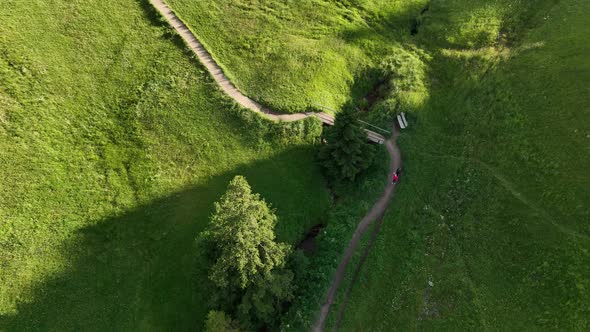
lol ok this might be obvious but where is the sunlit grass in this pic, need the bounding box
[1,0,588,329]
[166,0,430,113]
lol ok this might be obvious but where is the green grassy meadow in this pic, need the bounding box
[0,1,331,330]
[1,0,589,330]
[164,0,589,329]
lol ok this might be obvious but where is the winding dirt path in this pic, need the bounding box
[147,0,401,329]
[312,130,401,332]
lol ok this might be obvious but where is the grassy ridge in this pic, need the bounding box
[335,0,590,329]
[0,1,330,330]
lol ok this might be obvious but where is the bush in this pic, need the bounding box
[379,48,427,94]
[205,311,240,332]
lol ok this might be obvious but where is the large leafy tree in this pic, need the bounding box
[318,105,375,182]
[204,175,293,329]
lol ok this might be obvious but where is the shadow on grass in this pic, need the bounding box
[0,146,329,331]
[350,67,383,106]
[338,1,427,44]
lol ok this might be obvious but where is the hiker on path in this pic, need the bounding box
[392,168,402,184]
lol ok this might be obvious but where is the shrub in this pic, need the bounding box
[205,311,240,332]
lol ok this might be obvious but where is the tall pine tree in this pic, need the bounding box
[203,176,293,329]
[318,105,375,182]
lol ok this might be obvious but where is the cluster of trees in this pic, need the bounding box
[200,107,375,330]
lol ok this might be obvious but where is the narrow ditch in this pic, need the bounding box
[297,224,326,256]
[356,78,389,112]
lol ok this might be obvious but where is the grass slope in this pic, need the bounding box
[165,0,430,113]
[0,1,330,330]
[334,0,590,329]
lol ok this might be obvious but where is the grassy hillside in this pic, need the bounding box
[0,1,330,330]
[332,0,590,329]
[166,0,430,113]
[2,0,588,330]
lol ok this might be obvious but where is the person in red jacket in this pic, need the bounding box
[392,168,401,184]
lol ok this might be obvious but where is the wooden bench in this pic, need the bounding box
[397,112,409,129]
[397,114,406,129]
[401,112,408,127]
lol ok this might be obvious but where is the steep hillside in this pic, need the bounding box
[1,0,587,330]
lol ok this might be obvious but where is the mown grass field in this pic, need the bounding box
[331,0,590,329]
[0,1,331,330]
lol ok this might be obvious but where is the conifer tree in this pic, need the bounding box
[318,105,375,182]
[204,176,293,329]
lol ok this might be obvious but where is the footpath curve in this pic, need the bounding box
[149,0,310,122]
[148,0,401,330]
[312,130,401,332]
[149,0,386,144]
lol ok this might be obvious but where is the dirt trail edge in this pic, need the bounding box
[313,130,401,332]
[149,0,312,122]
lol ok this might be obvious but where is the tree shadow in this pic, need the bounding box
[0,146,329,331]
